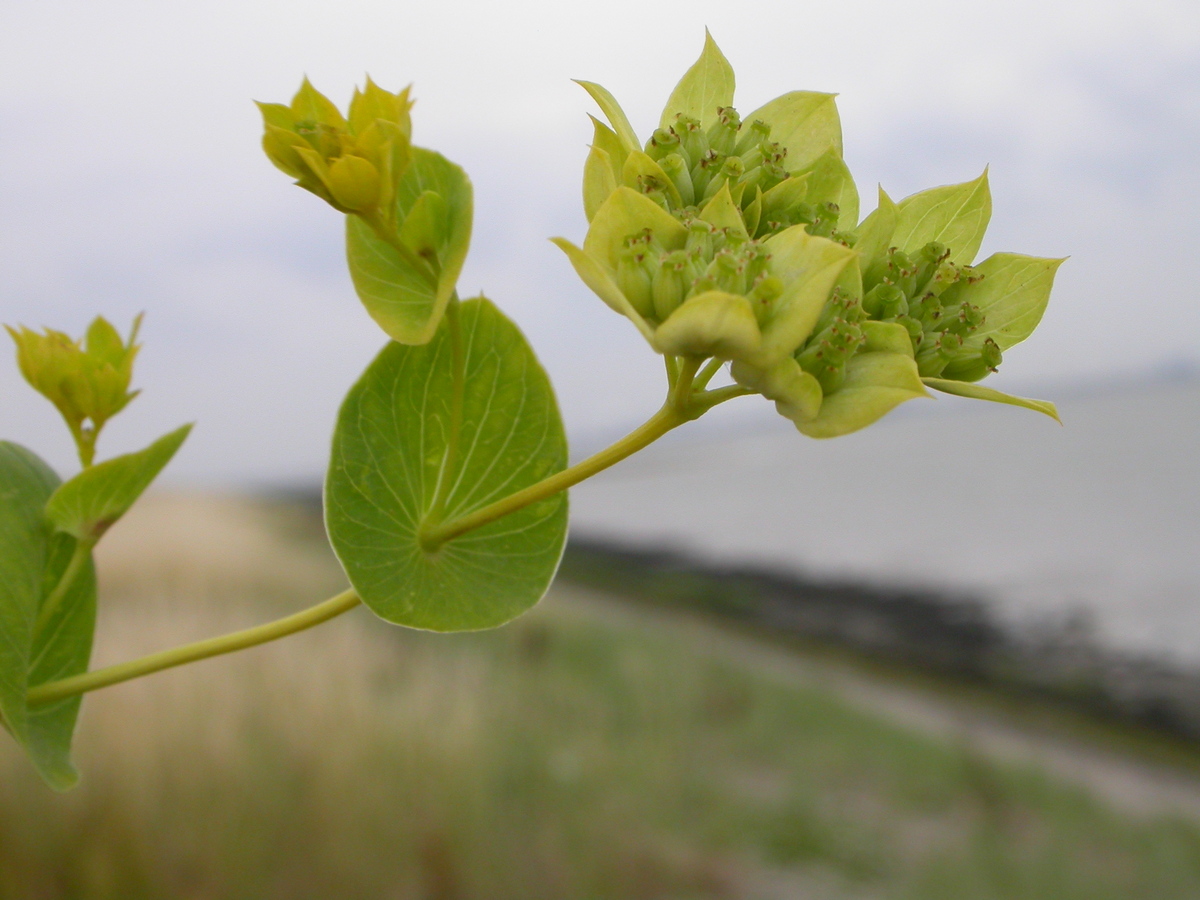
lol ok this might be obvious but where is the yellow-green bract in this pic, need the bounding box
[258,80,473,346]
[5,315,143,464]
[559,31,1064,436]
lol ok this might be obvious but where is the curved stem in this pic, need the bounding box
[425,402,688,546]
[33,537,95,640]
[693,384,753,412]
[669,356,704,410]
[693,357,724,393]
[27,589,362,708]
[25,353,742,705]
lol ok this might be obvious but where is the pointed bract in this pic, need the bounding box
[923,378,1060,421]
[659,30,736,131]
[795,352,928,438]
[892,170,991,265]
[742,91,841,172]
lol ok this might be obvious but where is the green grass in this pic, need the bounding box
[3,498,1200,898]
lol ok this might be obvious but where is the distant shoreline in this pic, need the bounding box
[560,536,1200,747]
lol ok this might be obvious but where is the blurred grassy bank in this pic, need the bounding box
[3,495,1200,899]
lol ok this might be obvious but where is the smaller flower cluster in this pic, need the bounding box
[859,242,1000,381]
[258,79,413,222]
[6,316,142,465]
[616,219,781,325]
[642,108,844,243]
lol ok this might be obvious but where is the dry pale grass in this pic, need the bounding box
[4,494,1200,900]
[0,494,733,900]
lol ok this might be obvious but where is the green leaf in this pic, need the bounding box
[660,30,736,131]
[326,298,568,632]
[583,116,626,221]
[892,170,991,264]
[698,182,748,238]
[758,226,855,365]
[581,186,688,270]
[731,358,822,423]
[574,81,641,154]
[795,352,928,439]
[862,320,915,356]
[0,442,96,790]
[923,378,1060,421]
[45,424,192,541]
[853,186,898,269]
[800,149,859,232]
[621,151,682,209]
[742,91,841,173]
[550,238,657,343]
[653,291,761,360]
[345,148,473,345]
[949,252,1065,351]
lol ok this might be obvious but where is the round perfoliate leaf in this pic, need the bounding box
[325,297,568,631]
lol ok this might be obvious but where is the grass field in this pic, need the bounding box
[3,494,1200,899]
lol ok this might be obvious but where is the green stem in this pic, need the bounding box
[28,589,362,708]
[426,401,689,546]
[33,538,96,640]
[23,353,747,706]
[693,357,724,392]
[67,421,96,469]
[693,383,753,412]
[664,354,680,388]
[669,356,704,410]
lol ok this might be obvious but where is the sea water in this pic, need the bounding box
[570,376,1200,664]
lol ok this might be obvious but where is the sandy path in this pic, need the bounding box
[551,583,1200,821]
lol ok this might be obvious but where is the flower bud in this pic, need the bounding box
[748,275,784,325]
[701,156,745,204]
[707,106,741,156]
[647,128,681,162]
[734,119,772,157]
[685,219,715,258]
[653,251,691,320]
[981,336,1003,370]
[862,283,908,320]
[910,241,949,293]
[916,330,962,377]
[259,78,413,223]
[673,115,708,163]
[942,301,985,336]
[326,154,382,212]
[617,243,657,320]
[659,153,696,206]
[690,149,724,201]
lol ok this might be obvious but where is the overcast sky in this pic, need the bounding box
[2,0,1197,485]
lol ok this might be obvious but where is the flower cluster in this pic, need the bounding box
[257,78,413,221]
[557,33,1063,436]
[5,316,142,464]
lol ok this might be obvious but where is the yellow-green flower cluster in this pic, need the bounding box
[558,32,1064,436]
[257,79,475,348]
[257,78,413,221]
[6,316,142,465]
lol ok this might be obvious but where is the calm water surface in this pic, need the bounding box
[571,378,1200,664]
